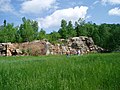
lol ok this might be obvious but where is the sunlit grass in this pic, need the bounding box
[0,53,120,90]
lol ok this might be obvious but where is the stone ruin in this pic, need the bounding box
[0,43,22,56]
[0,36,103,56]
[47,36,103,55]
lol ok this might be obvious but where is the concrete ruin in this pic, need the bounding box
[0,36,103,56]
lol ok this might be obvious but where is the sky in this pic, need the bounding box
[0,0,120,33]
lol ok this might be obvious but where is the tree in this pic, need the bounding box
[78,18,85,26]
[19,17,39,42]
[108,24,120,51]
[3,20,6,27]
[75,18,87,36]
[0,21,17,43]
[98,24,111,48]
[67,21,76,38]
[85,22,94,37]
[58,19,68,39]
[49,31,60,43]
[38,28,46,40]
[31,21,39,40]
[90,23,100,45]
[6,23,17,42]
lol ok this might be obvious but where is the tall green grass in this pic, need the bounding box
[0,53,120,90]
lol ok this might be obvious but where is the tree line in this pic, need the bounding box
[0,17,120,51]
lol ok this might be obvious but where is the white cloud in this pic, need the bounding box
[37,6,88,31]
[108,7,120,16]
[0,0,13,12]
[101,0,120,5]
[93,1,100,5]
[0,0,20,16]
[20,0,57,14]
[90,1,100,9]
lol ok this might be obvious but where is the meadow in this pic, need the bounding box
[0,53,120,90]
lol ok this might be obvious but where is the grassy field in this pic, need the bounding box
[0,53,120,90]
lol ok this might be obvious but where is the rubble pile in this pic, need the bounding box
[17,40,47,56]
[0,43,22,56]
[47,36,103,55]
[0,36,103,56]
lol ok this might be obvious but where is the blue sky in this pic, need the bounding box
[0,0,120,33]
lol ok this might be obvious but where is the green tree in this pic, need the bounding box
[19,17,39,42]
[98,24,111,48]
[58,19,68,39]
[31,21,39,40]
[0,21,17,43]
[3,20,6,27]
[92,23,100,45]
[49,31,60,43]
[108,24,120,51]
[67,21,76,38]
[75,18,87,36]
[38,28,46,40]
[85,22,94,37]
[6,23,17,42]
